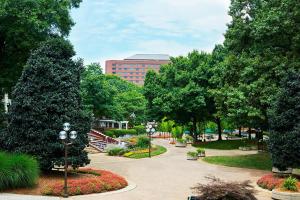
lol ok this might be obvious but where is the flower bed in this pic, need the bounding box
[42,168,128,196]
[257,174,300,191]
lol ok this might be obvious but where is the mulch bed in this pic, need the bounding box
[4,168,128,196]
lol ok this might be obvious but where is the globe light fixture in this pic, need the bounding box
[146,121,157,158]
[58,123,77,198]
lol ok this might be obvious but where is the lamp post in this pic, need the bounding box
[59,122,77,198]
[146,122,156,158]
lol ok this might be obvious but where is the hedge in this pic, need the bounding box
[133,125,146,135]
[104,129,137,138]
[0,151,39,190]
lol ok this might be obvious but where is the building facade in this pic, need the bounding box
[105,54,170,85]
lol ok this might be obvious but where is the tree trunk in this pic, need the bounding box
[238,127,242,137]
[216,117,222,141]
[192,117,198,141]
[248,127,252,140]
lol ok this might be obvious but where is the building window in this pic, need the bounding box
[142,64,145,67]
[112,67,116,70]
[136,76,139,78]
[112,64,116,66]
[124,76,128,78]
[130,76,133,78]
[136,72,139,75]
[136,68,139,71]
[130,72,133,75]
[124,68,127,70]
[112,72,116,74]
[118,68,122,70]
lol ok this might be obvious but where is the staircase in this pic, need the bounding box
[88,129,119,152]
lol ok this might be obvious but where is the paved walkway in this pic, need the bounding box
[0,139,271,200]
[72,139,271,200]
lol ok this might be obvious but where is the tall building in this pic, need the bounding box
[105,54,170,85]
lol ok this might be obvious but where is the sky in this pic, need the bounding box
[68,0,231,69]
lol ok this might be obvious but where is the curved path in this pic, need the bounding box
[71,139,271,200]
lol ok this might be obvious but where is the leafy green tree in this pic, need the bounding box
[0,0,82,93]
[268,71,300,170]
[3,38,90,170]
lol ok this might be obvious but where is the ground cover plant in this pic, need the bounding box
[193,140,255,150]
[203,153,271,171]
[123,145,167,159]
[0,151,39,191]
[191,177,257,200]
[41,168,127,196]
[257,174,300,191]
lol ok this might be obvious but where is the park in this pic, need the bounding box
[0,1,300,200]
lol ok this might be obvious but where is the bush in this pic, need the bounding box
[0,151,39,190]
[187,151,198,157]
[257,174,284,191]
[282,177,298,192]
[196,148,205,154]
[176,138,186,144]
[136,136,150,148]
[192,177,257,200]
[107,147,128,156]
[104,129,137,138]
[133,125,146,135]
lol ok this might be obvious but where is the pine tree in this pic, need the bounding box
[4,38,91,170]
[269,71,300,170]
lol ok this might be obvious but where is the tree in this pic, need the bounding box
[0,0,82,93]
[3,38,90,170]
[268,71,300,170]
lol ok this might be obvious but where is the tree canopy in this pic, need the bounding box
[0,0,82,92]
[2,38,90,170]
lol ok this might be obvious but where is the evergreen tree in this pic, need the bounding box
[268,71,300,170]
[4,38,90,170]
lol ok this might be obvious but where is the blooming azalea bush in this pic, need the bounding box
[257,174,284,190]
[42,168,128,196]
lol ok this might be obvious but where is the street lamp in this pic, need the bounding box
[146,122,156,158]
[59,122,77,198]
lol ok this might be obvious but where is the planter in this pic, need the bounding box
[198,153,206,157]
[187,155,198,160]
[175,142,187,147]
[272,167,293,175]
[292,169,300,176]
[272,189,300,200]
[251,146,258,150]
[239,146,251,151]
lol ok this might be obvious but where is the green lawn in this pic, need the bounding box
[125,145,167,159]
[203,153,272,171]
[193,139,256,150]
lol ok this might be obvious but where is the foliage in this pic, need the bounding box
[123,145,167,159]
[257,174,284,191]
[133,125,146,135]
[107,147,128,156]
[203,153,272,171]
[42,168,128,196]
[136,136,150,148]
[193,140,255,150]
[0,0,82,92]
[81,69,147,124]
[172,126,183,139]
[0,151,39,190]
[269,71,300,170]
[104,129,137,138]
[3,38,90,170]
[196,148,205,154]
[191,177,257,200]
[176,138,186,144]
[282,177,298,192]
[187,151,198,157]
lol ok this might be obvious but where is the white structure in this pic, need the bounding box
[1,93,11,113]
[98,119,129,130]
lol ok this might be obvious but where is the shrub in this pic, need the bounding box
[187,151,198,157]
[107,147,128,156]
[192,177,257,200]
[196,148,205,154]
[42,168,128,196]
[257,174,284,190]
[136,135,150,148]
[133,125,146,135]
[176,138,186,144]
[0,151,39,190]
[282,177,298,192]
[104,129,137,138]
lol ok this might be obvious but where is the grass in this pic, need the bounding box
[193,139,256,150]
[125,145,167,159]
[203,153,272,171]
[0,151,40,190]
